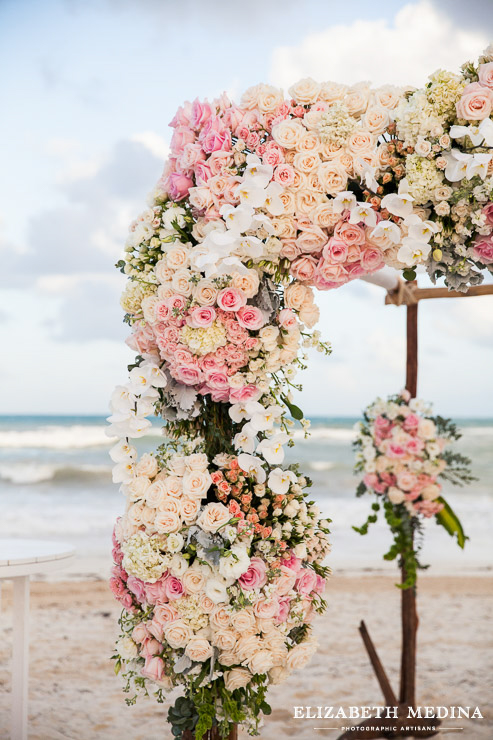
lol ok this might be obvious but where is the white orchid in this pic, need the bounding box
[110,385,136,414]
[249,404,283,432]
[237,453,266,483]
[220,204,255,233]
[233,429,256,454]
[381,179,415,217]
[333,191,357,213]
[237,235,264,258]
[267,468,297,495]
[244,153,273,189]
[357,159,379,192]
[465,153,491,180]
[404,214,439,242]
[229,400,263,423]
[444,149,471,182]
[110,439,137,463]
[349,202,377,227]
[370,220,401,245]
[256,432,288,464]
[112,461,136,484]
[263,182,285,216]
[450,118,493,147]
[235,180,269,209]
[397,237,431,266]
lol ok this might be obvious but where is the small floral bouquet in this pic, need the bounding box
[353,390,473,587]
[110,441,330,738]
[391,44,493,289]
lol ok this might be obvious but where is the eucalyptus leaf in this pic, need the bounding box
[435,496,468,548]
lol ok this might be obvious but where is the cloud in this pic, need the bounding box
[2,136,164,340]
[270,1,488,89]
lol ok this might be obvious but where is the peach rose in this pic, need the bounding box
[153,604,179,625]
[253,598,279,619]
[230,609,256,633]
[347,130,374,156]
[154,510,181,534]
[185,637,213,662]
[162,476,183,498]
[181,497,200,524]
[224,667,252,691]
[345,84,370,116]
[272,120,305,149]
[193,279,219,306]
[211,605,232,629]
[299,302,320,328]
[311,202,340,230]
[373,85,402,110]
[232,270,260,299]
[286,640,317,670]
[182,470,212,499]
[319,81,348,103]
[135,453,158,479]
[478,62,493,89]
[317,161,348,195]
[177,569,203,597]
[456,82,493,120]
[363,106,390,135]
[164,619,193,649]
[284,281,309,310]
[212,628,238,651]
[295,225,328,254]
[166,244,191,270]
[290,255,318,282]
[248,649,275,675]
[296,189,326,215]
[293,151,321,174]
[289,77,321,104]
[235,634,262,662]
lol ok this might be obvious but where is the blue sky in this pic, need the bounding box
[1,0,492,416]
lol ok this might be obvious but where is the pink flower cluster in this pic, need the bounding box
[472,204,493,264]
[162,89,393,290]
[456,63,493,120]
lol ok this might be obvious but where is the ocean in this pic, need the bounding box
[0,415,491,579]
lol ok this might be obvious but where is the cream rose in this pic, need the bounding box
[212,628,238,652]
[210,605,232,629]
[185,637,213,662]
[286,640,318,670]
[166,244,191,270]
[162,475,183,498]
[224,667,252,691]
[193,279,219,306]
[186,453,209,472]
[127,475,151,502]
[363,106,390,135]
[346,130,374,156]
[171,269,193,297]
[284,282,308,311]
[317,161,348,195]
[198,502,231,532]
[164,620,193,649]
[311,202,340,230]
[155,260,173,283]
[288,77,321,105]
[256,83,284,112]
[230,609,256,633]
[248,649,275,675]
[182,568,206,594]
[293,151,321,174]
[299,302,320,328]
[272,120,305,149]
[182,470,212,499]
[135,453,158,479]
[235,634,262,662]
[154,510,181,534]
[180,497,200,524]
[232,270,260,299]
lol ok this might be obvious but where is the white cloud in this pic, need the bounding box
[270,1,488,89]
[131,131,169,160]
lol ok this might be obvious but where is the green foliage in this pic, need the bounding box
[168,695,199,738]
[435,496,468,548]
[280,393,304,420]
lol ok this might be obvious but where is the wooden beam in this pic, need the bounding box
[385,282,493,305]
[358,621,398,707]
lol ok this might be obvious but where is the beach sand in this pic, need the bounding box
[0,575,491,740]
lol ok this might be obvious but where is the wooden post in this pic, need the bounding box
[400,285,419,712]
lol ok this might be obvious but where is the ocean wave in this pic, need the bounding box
[0,425,162,450]
[307,461,336,471]
[293,427,356,442]
[0,463,112,485]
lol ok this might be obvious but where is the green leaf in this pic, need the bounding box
[113,658,121,675]
[281,394,304,420]
[435,496,468,549]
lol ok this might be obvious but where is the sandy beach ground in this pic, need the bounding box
[0,575,491,740]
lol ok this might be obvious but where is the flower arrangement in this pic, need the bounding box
[353,391,474,587]
[390,45,493,289]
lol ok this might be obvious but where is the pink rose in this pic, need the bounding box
[323,237,348,263]
[236,306,266,330]
[190,98,213,130]
[478,62,493,89]
[167,171,194,201]
[141,656,165,682]
[290,255,318,283]
[132,623,150,643]
[229,384,261,403]
[144,575,169,605]
[274,163,295,185]
[296,568,318,596]
[208,150,235,175]
[239,557,267,590]
[153,604,179,625]
[276,597,291,623]
[282,551,302,573]
[345,262,366,279]
[295,225,328,254]
[170,126,196,155]
[472,236,493,265]
[177,143,205,171]
[188,306,216,328]
[403,413,420,432]
[217,287,246,312]
[170,102,193,128]
[200,119,232,154]
[171,365,203,386]
[140,636,162,658]
[482,202,493,226]
[314,575,326,595]
[263,142,285,167]
[456,82,493,120]
[278,308,298,330]
[163,576,184,601]
[374,415,391,436]
[204,371,229,390]
[334,221,366,246]
[280,240,301,261]
[387,443,407,458]
[314,261,348,289]
[397,471,417,491]
[364,473,379,491]
[360,247,384,272]
[127,576,146,603]
[406,437,425,455]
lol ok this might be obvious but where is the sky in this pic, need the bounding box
[0,0,492,417]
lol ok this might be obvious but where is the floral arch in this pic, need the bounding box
[108,47,491,739]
